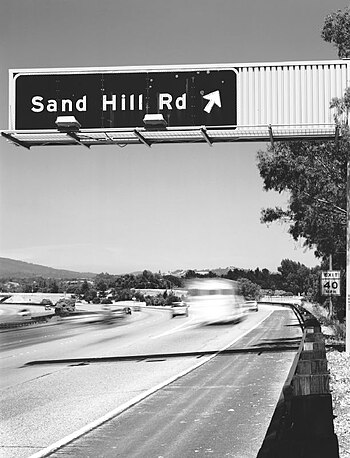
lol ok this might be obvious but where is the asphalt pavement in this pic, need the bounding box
[46,309,302,458]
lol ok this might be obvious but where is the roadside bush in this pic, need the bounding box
[55,298,76,316]
[101,298,112,304]
[164,293,181,305]
[144,294,164,306]
[144,293,182,306]
[40,298,53,306]
[304,302,345,348]
[319,315,346,347]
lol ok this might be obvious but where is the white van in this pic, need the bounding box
[185,278,246,325]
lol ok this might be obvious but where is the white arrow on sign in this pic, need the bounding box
[202,90,221,113]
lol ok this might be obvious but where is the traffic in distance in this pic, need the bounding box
[0,300,134,326]
[0,278,258,327]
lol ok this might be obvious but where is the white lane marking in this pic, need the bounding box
[28,310,274,458]
[213,310,274,351]
[150,318,197,339]
[151,308,273,340]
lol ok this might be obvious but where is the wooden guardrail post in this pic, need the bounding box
[257,309,340,458]
[287,320,339,457]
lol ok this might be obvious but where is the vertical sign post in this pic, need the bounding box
[346,153,350,354]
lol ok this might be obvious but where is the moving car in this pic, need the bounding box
[0,303,54,324]
[245,300,259,312]
[171,302,189,318]
[99,304,130,323]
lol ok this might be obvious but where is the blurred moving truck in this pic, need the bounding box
[185,278,246,325]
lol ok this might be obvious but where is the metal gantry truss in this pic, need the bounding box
[1,123,339,149]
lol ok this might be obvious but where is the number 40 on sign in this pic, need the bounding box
[321,271,341,296]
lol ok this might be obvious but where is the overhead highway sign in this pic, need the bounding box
[2,60,349,148]
[14,69,237,130]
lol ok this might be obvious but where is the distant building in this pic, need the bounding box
[3,292,72,305]
[4,281,21,291]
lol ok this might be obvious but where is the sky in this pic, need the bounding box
[0,0,348,275]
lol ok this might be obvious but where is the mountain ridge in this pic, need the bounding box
[0,257,96,279]
[0,257,257,280]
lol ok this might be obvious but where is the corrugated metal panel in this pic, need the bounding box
[236,62,349,127]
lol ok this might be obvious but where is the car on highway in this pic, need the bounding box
[245,300,259,312]
[17,308,32,319]
[0,303,54,324]
[99,304,130,323]
[171,302,189,318]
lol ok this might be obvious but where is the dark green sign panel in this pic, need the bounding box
[15,70,237,130]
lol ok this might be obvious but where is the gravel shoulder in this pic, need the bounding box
[327,350,350,458]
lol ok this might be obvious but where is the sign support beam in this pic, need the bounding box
[200,127,213,147]
[66,132,90,149]
[1,131,30,150]
[268,125,274,149]
[134,130,151,147]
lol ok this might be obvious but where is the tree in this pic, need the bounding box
[47,279,59,293]
[237,278,261,300]
[95,278,108,293]
[257,124,348,320]
[163,274,183,288]
[205,271,217,278]
[114,288,133,301]
[277,259,312,295]
[257,139,347,266]
[164,292,180,305]
[80,280,90,296]
[321,6,350,58]
[185,270,197,279]
[55,298,75,316]
[84,288,97,303]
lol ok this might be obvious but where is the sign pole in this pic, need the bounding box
[329,254,333,318]
[346,152,350,354]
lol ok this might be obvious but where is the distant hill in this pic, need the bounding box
[0,257,96,280]
[165,267,237,277]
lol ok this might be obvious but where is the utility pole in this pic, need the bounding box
[329,254,333,319]
[346,153,350,354]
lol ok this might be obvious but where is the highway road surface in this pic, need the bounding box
[0,304,302,458]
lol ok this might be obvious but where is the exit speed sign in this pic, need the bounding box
[321,271,341,296]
